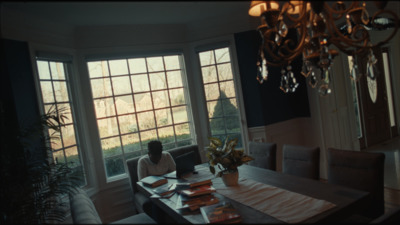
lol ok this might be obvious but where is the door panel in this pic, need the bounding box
[357,47,391,147]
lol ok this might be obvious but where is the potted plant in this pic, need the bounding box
[1,105,83,224]
[206,136,254,186]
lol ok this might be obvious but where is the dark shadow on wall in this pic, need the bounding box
[234,30,310,128]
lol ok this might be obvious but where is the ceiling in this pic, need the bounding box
[1,1,253,27]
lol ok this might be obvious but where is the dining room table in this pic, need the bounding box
[136,163,371,224]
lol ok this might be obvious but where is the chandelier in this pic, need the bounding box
[248,1,399,96]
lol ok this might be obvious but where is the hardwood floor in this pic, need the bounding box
[385,187,400,213]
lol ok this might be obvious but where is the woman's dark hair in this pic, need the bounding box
[148,140,163,155]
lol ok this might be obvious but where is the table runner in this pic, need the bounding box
[212,177,336,223]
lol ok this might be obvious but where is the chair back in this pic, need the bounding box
[327,148,385,219]
[126,157,141,193]
[282,144,320,180]
[248,141,277,171]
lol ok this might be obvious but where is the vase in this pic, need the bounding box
[221,170,239,186]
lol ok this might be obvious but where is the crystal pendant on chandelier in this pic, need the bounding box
[286,65,299,92]
[256,49,269,84]
[318,67,332,96]
[280,69,289,93]
[278,20,288,38]
[309,71,318,88]
[301,60,311,78]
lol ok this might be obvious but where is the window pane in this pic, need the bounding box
[54,81,69,102]
[51,132,62,150]
[53,150,65,164]
[170,88,185,106]
[65,146,80,166]
[40,81,55,103]
[207,100,218,118]
[199,50,214,66]
[131,74,150,92]
[50,62,66,80]
[91,78,113,98]
[105,157,124,177]
[57,103,73,124]
[155,109,172,126]
[175,123,190,141]
[164,55,180,70]
[150,72,167,90]
[222,98,238,116]
[102,137,122,157]
[118,114,138,134]
[134,93,153,111]
[217,63,233,81]
[158,126,174,143]
[201,66,218,83]
[88,61,109,78]
[225,116,241,133]
[220,80,235,98]
[167,71,183,88]
[140,129,157,146]
[204,83,219,101]
[37,60,51,79]
[94,98,116,118]
[128,58,147,74]
[147,57,164,72]
[112,76,131,95]
[109,59,128,76]
[97,117,119,138]
[61,124,77,147]
[121,133,141,154]
[152,90,170,109]
[172,106,188,123]
[210,117,226,135]
[115,95,135,114]
[215,47,230,63]
[137,111,156,130]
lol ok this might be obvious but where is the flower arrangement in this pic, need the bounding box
[206,136,254,177]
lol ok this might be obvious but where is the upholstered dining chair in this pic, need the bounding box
[282,144,320,180]
[327,147,385,221]
[248,141,277,171]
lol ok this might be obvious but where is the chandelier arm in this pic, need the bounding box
[277,39,304,62]
[261,31,285,65]
[276,20,308,58]
[324,1,359,20]
[324,10,371,52]
[281,1,309,24]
